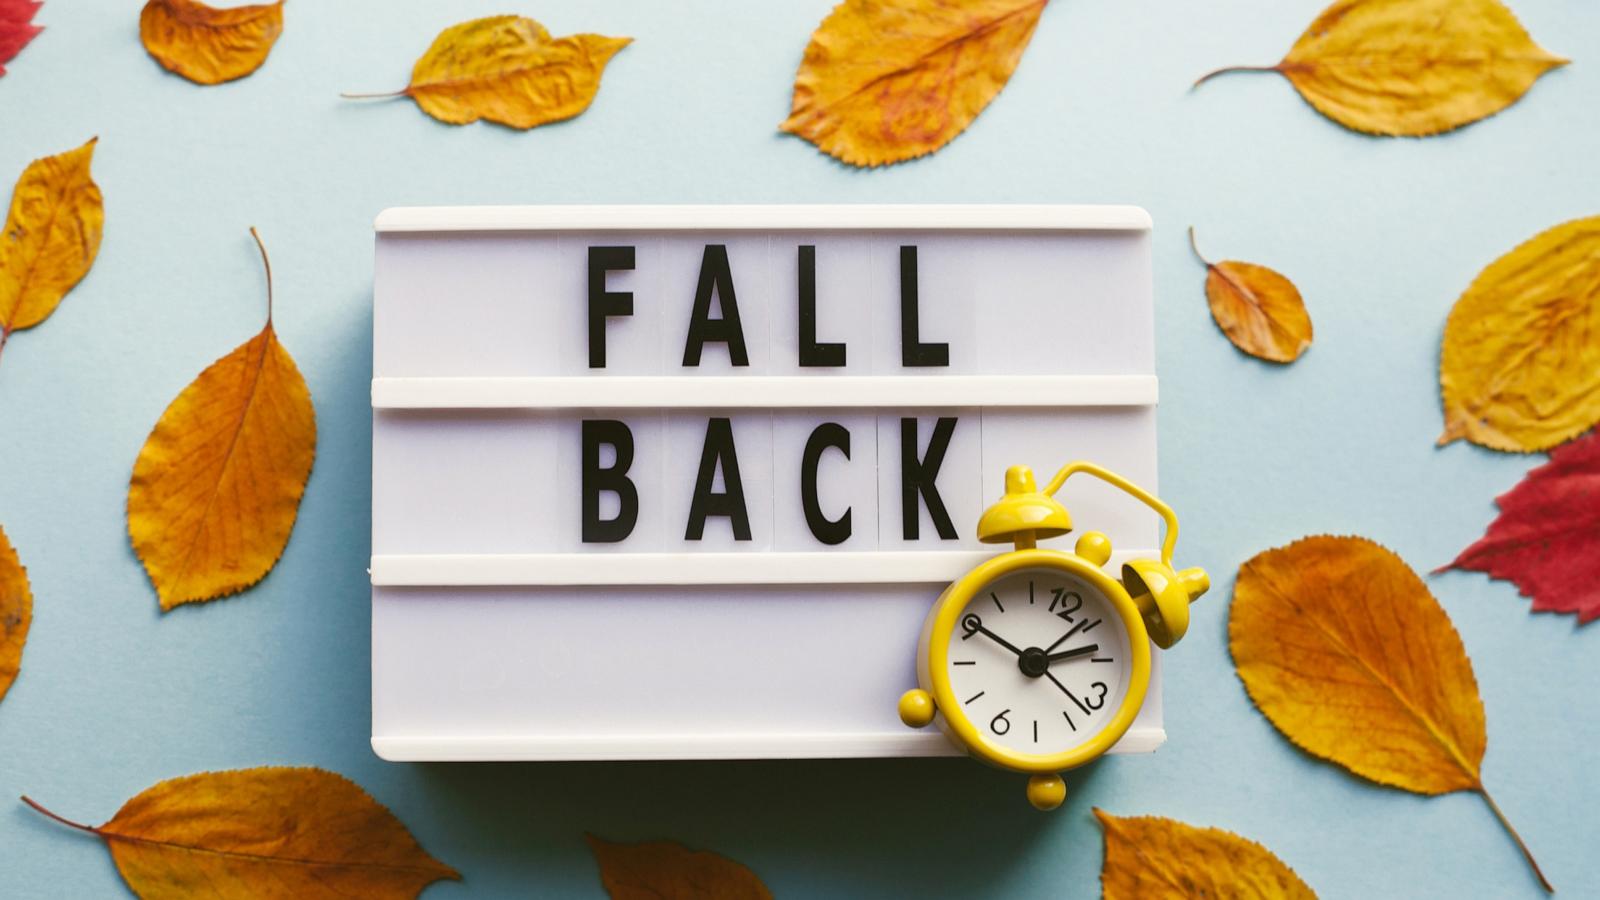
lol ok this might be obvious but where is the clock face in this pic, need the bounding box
[943,566,1132,757]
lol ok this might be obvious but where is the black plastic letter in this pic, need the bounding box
[686,417,752,541]
[801,422,851,545]
[901,417,958,540]
[900,245,949,367]
[588,246,635,369]
[683,244,750,367]
[798,245,846,367]
[582,420,638,543]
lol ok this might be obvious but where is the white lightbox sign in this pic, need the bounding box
[371,205,1160,761]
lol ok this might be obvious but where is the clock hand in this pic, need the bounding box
[960,614,1025,658]
[1042,669,1087,714]
[1043,618,1092,654]
[1045,643,1100,665]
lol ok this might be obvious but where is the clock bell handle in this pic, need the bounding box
[1043,461,1179,568]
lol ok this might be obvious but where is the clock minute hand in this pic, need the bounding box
[960,615,1025,658]
[1045,643,1100,665]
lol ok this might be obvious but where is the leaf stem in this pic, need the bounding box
[0,325,11,373]
[1193,64,1281,89]
[249,227,273,324]
[1187,226,1212,268]
[1479,786,1554,893]
[20,796,98,835]
[339,90,406,100]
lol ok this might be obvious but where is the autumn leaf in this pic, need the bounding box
[587,834,773,900]
[1095,809,1317,899]
[139,0,283,85]
[127,228,315,610]
[1436,429,1600,624]
[0,0,42,78]
[342,16,630,130]
[1231,535,1551,892]
[0,524,32,706]
[780,0,1049,167]
[1188,228,1311,364]
[1439,215,1600,453]
[0,138,104,375]
[1194,0,1566,136]
[23,767,459,899]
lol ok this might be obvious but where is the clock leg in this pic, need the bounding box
[898,689,936,728]
[1026,773,1066,810]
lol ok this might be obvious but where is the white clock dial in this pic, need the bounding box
[944,567,1132,756]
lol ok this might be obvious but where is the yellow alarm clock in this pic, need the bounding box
[897,461,1208,810]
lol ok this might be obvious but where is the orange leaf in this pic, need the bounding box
[346,16,630,130]
[1438,215,1600,453]
[23,767,459,899]
[1189,228,1312,363]
[139,0,284,85]
[0,524,32,706]
[1094,809,1318,899]
[1231,535,1551,892]
[0,138,104,374]
[127,229,315,610]
[586,834,773,900]
[1194,0,1566,137]
[780,0,1049,167]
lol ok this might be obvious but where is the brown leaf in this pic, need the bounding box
[345,15,630,130]
[139,0,284,85]
[0,524,32,706]
[1195,0,1566,136]
[1438,215,1600,453]
[1189,228,1312,363]
[780,0,1049,167]
[587,834,773,900]
[127,229,315,610]
[0,138,104,374]
[1095,809,1318,899]
[1231,535,1551,892]
[23,766,459,899]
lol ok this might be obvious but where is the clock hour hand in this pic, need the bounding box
[1045,643,1099,665]
[960,614,1024,658]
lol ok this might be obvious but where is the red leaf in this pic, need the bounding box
[0,0,42,77]
[1438,429,1600,624]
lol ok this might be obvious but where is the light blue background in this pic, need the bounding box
[2,1,1595,897]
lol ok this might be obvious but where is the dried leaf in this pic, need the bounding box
[127,229,315,610]
[1437,429,1600,623]
[587,834,773,900]
[0,0,42,78]
[1231,535,1551,892]
[345,16,630,130]
[1095,809,1317,899]
[23,767,459,899]
[1189,228,1312,363]
[0,138,103,374]
[139,0,283,85]
[1195,0,1566,136]
[1439,215,1600,452]
[0,524,32,706]
[780,0,1048,167]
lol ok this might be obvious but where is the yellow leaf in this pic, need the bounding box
[23,767,459,899]
[1231,535,1551,892]
[139,0,285,86]
[0,524,32,706]
[0,138,103,370]
[1439,215,1600,452]
[345,16,630,130]
[780,0,1048,167]
[127,229,315,610]
[586,834,773,900]
[1189,228,1312,364]
[1094,809,1318,899]
[1195,0,1566,136]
